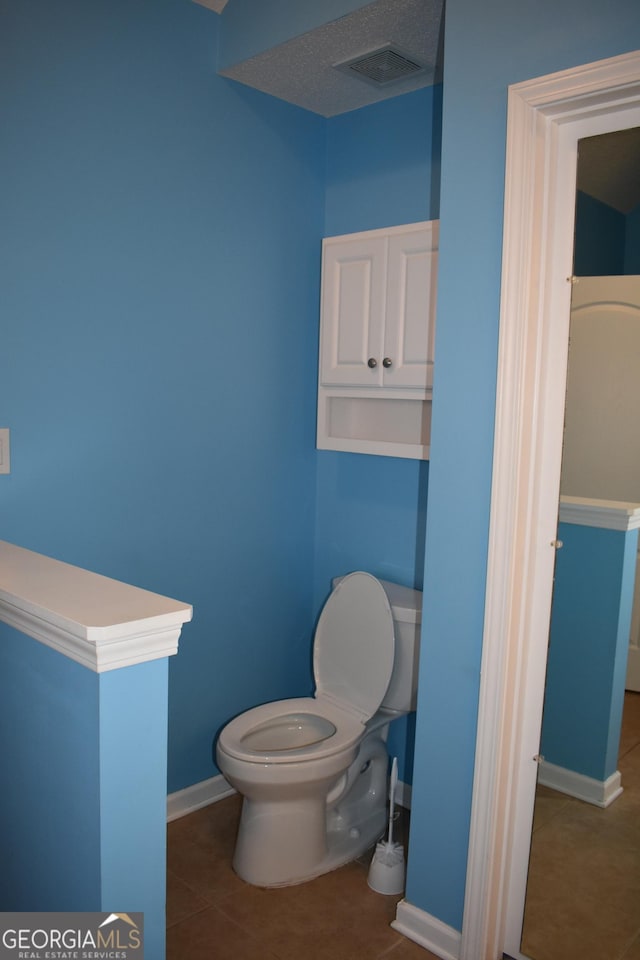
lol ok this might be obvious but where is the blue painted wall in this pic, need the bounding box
[574,191,626,276]
[100,660,170,960]
[0,0,324,795]
[316,85,442,779]
[626,203,640,273]
[406,0,640,932]
[317,84,442,604]
[574,191,640,275]
[0,626,101,910]
[541,524,638,782]
[324,86,442,237]
[1,0,439,826]
[0,627,169,958]
[0,0,440,934]
[5,0,637,942]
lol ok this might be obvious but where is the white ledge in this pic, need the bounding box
[558,496,640,531]
[0,541,192,673]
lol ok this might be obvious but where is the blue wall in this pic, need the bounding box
[574,191,626,275]
[0,0,441,935]
[1,0,441,805]
[6,0,638,942]
[0,0,324,795]
[626,204,640,273]
[316,85,442,778]
[99,659,170,958]
[574,191,640,275]
[406,0,640,932]
[0,627,169,959]
[324,86,442,237]
[317,85,442,606]
[541,523,638,782]
[0,626,101,910]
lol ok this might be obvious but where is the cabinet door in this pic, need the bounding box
[383,223,438,389]
[320,234,387,387]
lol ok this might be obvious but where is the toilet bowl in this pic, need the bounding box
[216,571,422,887]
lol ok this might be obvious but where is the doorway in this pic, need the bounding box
[459,50,640,960]
[520,131,640,951]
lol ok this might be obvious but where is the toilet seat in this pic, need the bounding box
[217,696,365,764]
[314,571,395,721]
[217,573,395,765]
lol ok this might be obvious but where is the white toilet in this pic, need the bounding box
[216,571,422,888]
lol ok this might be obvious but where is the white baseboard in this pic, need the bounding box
[392,899,461,960]
[167,774,411,822]
[167,774,236,822]
[538,761,623,808]
[396,779,412,809]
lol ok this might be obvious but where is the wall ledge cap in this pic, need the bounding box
[0,541,192,672]
[558,496,640,531]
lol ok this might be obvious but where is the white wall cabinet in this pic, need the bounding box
[317,220,438,459]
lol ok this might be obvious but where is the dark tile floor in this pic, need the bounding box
[521,691,640,960]
[166,800,437,960]
[167,692,640,959]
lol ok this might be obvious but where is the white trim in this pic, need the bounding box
[538,762,623,808]
[558,496,640,531]
[324,219,434,243]
[0,540,192,673]
[460,50,640,960]
[167,774,236,822]
[166,773,411,822]
[395,779,412,809]
[392,900,461,960]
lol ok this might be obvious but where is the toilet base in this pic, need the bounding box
[232,736,389,887]
[233,798,387,889]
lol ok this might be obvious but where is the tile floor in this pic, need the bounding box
[521,691,640,960]
[167,692,640,960]
[167,800,437,960]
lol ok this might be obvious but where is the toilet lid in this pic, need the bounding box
[314,572,395,722]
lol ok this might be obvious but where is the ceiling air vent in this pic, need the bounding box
[335,45,426,86]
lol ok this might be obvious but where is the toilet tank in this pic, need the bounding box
[332,575,422,713]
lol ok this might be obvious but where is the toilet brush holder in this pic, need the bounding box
[367,840,406,895]
[368,755,405,895]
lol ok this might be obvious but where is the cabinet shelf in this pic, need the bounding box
[317,390,431,460]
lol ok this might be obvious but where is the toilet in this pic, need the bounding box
[216,571,422,887]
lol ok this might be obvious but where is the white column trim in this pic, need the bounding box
[460,51,640,960]
[0,540,192,672]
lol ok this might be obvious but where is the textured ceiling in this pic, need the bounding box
[196,3,638,215]
[577,126,640,214]
[218,0,444,118]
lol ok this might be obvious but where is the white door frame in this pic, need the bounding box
[459,50,640,960]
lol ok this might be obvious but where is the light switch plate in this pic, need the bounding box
[0,428,10,474]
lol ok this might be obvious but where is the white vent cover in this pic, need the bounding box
[335,44,426,86]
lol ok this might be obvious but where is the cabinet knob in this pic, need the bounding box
[382,357,393,368]
[367,357,378,368]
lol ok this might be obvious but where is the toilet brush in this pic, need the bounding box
[367,757,406,895]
